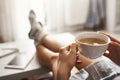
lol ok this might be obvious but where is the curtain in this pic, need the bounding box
[43,0,66,32]
[0,0,89,42]
[0,0,30,42]
[0,0,66,42]
[0,0,45,42]
[35,0,89,32]
[85,0,106,30]
[0,0,14,42]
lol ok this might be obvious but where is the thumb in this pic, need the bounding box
[59,47,67,55]
[69,43,77,56]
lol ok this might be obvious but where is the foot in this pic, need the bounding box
[28,22,43,41]
[29,10,36,25]
[28,10,44,42]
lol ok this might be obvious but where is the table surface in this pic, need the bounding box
[0,40,50,80]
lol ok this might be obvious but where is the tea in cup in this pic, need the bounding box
[76,32,110,59]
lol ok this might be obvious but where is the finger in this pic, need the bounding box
[104,51,111,58]
[108,41,120,52]
[75,40,81,49]
[75,40,81,45]
[75,40,79,43]
[104,41,120,57]
[59,47,67,54]
[98,31,120,44]
[65,45,71,51]
[76,54,82,63]
[69,43,77,56]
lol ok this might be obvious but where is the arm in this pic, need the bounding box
[56,43,77,80]
[56,43,93,80]
[57,63,71,80]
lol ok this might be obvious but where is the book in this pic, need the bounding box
[0,48,19,58]
[0,42,19,58]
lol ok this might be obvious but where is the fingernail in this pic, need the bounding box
[76,60,82,63]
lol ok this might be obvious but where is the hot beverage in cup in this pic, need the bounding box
[79,38,107,45]
[76,32,110,59]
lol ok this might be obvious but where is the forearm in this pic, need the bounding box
[57,70,70,80]
[53,61,72,80]
[52,60,58,80]
[57,64,71,80]
[53,65,70,80]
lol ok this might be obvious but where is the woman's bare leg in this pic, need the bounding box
[36,33,75,69]
[36,44,59,80]
[36,44,58,69]
[41,34,75,52]
[28,10,75,52]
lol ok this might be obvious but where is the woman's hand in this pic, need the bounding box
[58,43,78,69]
[57,43,78,80]
[99,32,120,66]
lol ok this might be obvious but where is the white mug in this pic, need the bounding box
[76,32,111,59]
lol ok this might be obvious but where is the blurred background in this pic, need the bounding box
[0,0,120,43]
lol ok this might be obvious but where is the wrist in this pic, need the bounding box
[57,68,71,80]
[57,62,71,80]
[59,62,72,73]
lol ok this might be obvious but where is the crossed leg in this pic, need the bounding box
[35,34,75,80]
[36,33,75,68]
